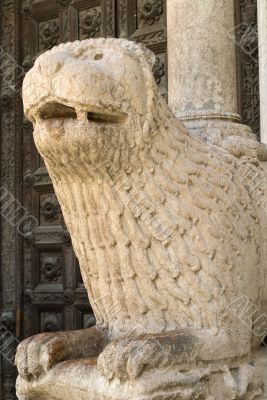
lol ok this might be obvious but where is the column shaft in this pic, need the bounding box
[167,0,240,122]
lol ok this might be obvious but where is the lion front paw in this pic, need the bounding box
[15,332,71,381]
[97,337,160,381]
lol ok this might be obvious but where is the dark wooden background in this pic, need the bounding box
[0,0,259,398]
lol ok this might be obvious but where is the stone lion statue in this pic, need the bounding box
[16,38,267,400]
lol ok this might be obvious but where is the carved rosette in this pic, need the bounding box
[22,0,32,15]
[24,288,33,303]
[79,8,102,39]
[139,0,163,25]
[41,196,60,222]
[41,312,63,332]
[41,256,62,282]
[62,229,72,246]
[64,287,75,305]
[24,231,34,246]
[39,21,60,51]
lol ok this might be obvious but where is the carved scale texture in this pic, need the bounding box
[24,39,265,340]
[41,105,263,340]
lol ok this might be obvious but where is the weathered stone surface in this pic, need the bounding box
[167,0,262,148]
[167,0,239,121]
[258,0,267,144]
[16,38,267,399]
[15,349,267,400]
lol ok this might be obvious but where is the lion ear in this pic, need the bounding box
[140,45,156,69]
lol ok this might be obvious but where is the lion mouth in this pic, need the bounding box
[38,102,127,124]
[87,111,127,124]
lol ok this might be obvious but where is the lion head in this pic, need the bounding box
[22,38,164,178]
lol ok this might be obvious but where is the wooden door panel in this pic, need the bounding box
[70,1,103,40]
[118,0,167,98]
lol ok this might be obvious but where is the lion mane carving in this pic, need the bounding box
[16,38,267,400]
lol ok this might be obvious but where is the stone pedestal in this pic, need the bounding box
[15,348,267,400]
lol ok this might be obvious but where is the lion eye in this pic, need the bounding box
[39,103,77,119]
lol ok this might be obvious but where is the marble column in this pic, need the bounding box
[167,0,240,124]
[258,0,267,144]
